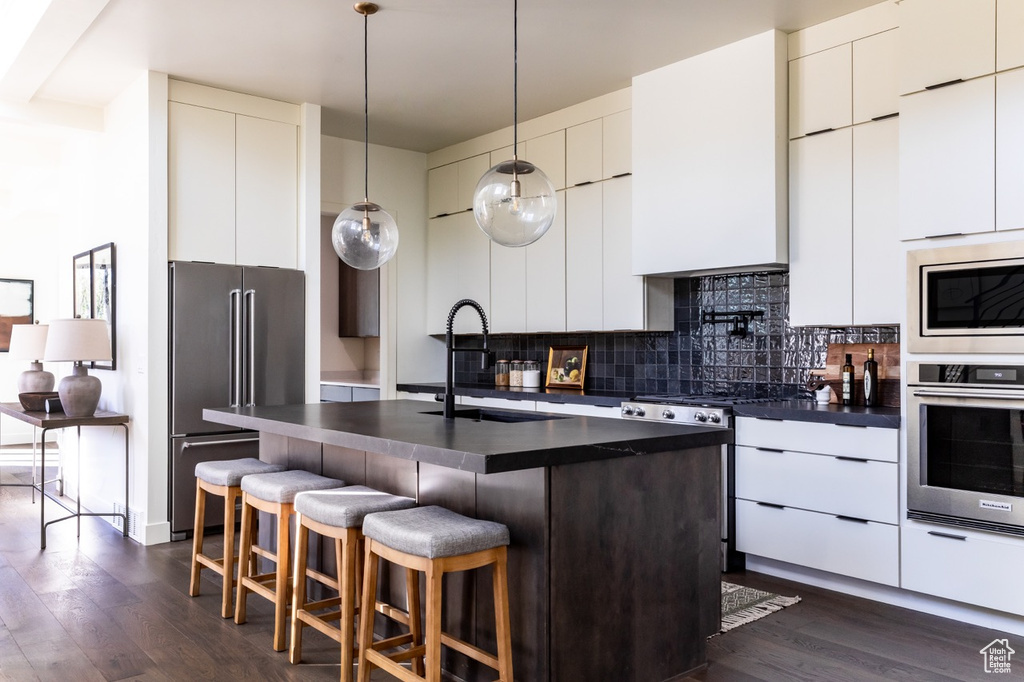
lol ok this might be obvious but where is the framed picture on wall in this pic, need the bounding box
[0,278,33,352]
[72,243,116,370]
[545,345,587,389]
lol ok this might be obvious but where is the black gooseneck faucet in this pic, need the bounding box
[443,299,492,419]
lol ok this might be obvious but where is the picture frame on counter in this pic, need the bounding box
[546,345,587,388]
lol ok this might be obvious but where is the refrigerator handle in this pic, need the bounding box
[245,288,256,407]
[230,288,242,407]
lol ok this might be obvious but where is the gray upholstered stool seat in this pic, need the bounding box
[235,469,345,652]
[289,486,418,679]
[241,469,342,504]
[189,458,285,619]
[357,506,514,682]
[195,457,285,486]
[362,505,510,559]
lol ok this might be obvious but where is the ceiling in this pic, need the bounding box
[0,0,888,153]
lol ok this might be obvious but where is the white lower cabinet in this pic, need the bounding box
[902,522,1024,615]
[735,416,899,586]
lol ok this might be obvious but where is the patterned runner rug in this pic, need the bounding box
[717,581,801,635]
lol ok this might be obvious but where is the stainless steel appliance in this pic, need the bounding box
[908,241,1024,353]
[621,394,774,571]
[908,362,1024,536]
[168,261,305,539]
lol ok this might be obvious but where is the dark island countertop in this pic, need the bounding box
[733,400,901,429]
[203,399,730,475]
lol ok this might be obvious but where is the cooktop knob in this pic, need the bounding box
[622,405,634,416]
[662,409,675,420]
[694,411,707,422]
[635,406,647,417]
[708,412,721,424]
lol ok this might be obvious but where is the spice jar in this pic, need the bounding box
[494,359,510,387]
[522,360,541,387]
[509,360,524,387]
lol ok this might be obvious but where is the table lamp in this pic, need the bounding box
[9,324,55,393]
[43,318,112,417]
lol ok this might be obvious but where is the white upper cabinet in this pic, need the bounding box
[565,119,603,187]
[789,129,853,327]
[602,176,645,330]
[899,0,995,94]
[489,242,526,334]
[853,29,899,123]
[602,109,632,178]
[427,163,458,218]
[996,69,1024,231]
[457,153,490,212]
[525,130,566,191]
[997,0,1024,71]
[525,190,567,333]
[899,76,995,240]
[789,43,852,137]
[565,183,604,331]
[632,30,788,276]
[427,211,490,335]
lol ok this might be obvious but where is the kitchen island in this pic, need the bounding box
[204,400,729,682]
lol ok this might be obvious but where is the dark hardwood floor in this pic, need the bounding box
[1,466,1016,681]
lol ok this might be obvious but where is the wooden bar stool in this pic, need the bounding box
[356,505,514,682]
[289,485,418,681]
[234,469,344,651]
[189,458,286,618]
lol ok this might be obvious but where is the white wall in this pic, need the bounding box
[320,135,438,390]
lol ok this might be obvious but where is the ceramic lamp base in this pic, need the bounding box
[18,362,55,393]
[58,364,101,418]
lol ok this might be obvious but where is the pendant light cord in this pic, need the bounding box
[512,0,518,162]
[363,10,369,201]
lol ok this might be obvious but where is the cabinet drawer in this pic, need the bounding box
[736,499,899,586]
[902,523,1024,616]
[735,446,897,523]
[320,384,352,402]
[735,416,897,462]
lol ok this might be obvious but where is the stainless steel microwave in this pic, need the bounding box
[908,242,1024,353]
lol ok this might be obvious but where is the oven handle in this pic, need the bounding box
[911,388,1024,400]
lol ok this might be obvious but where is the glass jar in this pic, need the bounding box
[494,359,510,387]
[523,360,541,387]
[509,360,524,387]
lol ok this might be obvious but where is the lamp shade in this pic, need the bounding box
[44,318,112,362]
[9,324,48,361]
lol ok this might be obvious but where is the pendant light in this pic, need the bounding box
[332,2,399,270]
[472,0,557,248]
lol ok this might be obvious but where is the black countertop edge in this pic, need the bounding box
[733,400,901,429]
[203,401,730,475]
[396,382,630,408]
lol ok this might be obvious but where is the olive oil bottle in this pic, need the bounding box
[841,353,854,406]
[863,348,879,407]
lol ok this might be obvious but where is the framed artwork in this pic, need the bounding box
[545,345,587,389]
[72,243,116,370]
[0,279,33,352]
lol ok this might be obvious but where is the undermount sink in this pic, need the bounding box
[423,408,567,423]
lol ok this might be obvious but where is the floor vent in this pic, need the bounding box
[112,503,141,536]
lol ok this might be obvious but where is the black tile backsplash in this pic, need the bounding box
[454,271,899,399]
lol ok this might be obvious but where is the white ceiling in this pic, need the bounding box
[0,0,888,153]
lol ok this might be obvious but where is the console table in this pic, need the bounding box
[0,403,129,549]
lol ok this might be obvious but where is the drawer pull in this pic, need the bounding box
[871,112,899,122]
[755,416,783,421]
[835,456,869,463]
[928,530,967,541]
[835,515,869,524]
[926,232,964,239]
[805,127,835,136]
[756,447,785,453]
[835,423,867,428]
[925,78,964,90]
[757,502,785,510]
[611,172,632,179]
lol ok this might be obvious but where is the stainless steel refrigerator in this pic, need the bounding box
[168,261,305,539]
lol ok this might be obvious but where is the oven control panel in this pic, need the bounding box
[620,402,727,427]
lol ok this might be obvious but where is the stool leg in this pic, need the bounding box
[234,493,253,625]
[289,516,310,664]
[189,480,206,597]
[425,563,443,682]
[273,506,291,651]
[356,542,381,682]
[220,486,239,618]
[406,567,424,676]
[339,530,357,682]
[492,549,514,682]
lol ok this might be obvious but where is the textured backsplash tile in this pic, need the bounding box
[454,271,899,399]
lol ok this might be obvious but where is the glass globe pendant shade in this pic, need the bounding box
[331,200,399,270]
[473,159,557,247]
